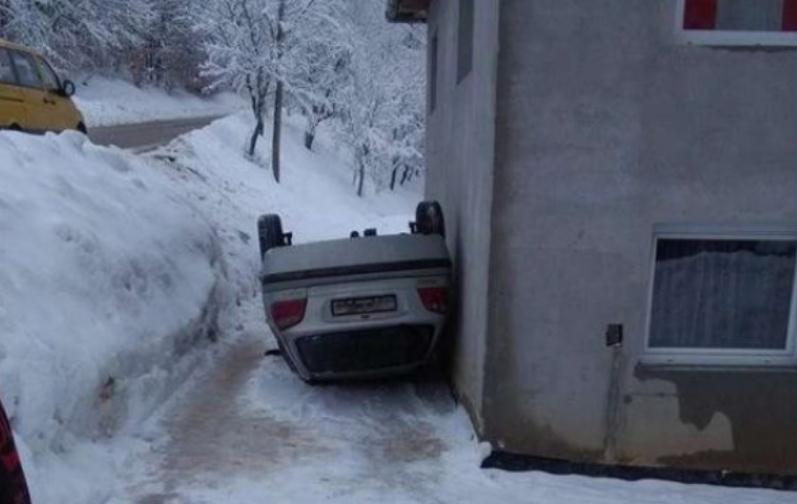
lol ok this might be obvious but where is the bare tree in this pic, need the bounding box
[201,0,275,158]
[337,2,425,196]
[203,0,345,178]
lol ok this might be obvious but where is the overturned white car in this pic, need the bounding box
[258,202,451,383]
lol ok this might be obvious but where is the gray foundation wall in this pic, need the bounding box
[424,0,500,430]
[483,0,797,474]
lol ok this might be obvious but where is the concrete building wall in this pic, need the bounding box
[483,0,797,474]
[424,0,500,430]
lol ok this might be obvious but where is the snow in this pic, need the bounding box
[0,130,226,503]
[73,76,245,127]
[1,112,793,503]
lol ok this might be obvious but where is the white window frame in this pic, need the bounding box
[674,0,797,47]
[642,224,797,368]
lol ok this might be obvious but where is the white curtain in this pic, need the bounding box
[649,239,796,350]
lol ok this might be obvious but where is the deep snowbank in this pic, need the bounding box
[73,76,245,127]
[0,131,226,502]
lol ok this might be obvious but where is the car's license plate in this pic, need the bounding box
[332,295,397,316]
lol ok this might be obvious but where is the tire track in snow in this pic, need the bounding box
[135,335,328,503]
[128,298,457,503]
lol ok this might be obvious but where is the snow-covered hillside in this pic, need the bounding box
[152,111,417,292]
[73,77,245,127]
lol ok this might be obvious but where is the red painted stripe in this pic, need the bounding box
[683,0,718,30]
[783,0,797,31]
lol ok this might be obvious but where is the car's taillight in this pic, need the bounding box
[418,287,448,314]
[270,299,307,329]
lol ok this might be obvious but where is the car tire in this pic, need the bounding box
[77,123,87,135]
[257,214,285,259]
[415,201,446,237]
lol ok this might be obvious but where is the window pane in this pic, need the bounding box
[717,0,783,31]
[684,0,718,30]
[0,49,15,84]
[10,52,42,88]
[683,0,794,31]
[37,58,60,91]
[649,239,796,350]
[783,0,797,30]
[457,0,473,83]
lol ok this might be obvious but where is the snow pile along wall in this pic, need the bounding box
[0,131,226,501]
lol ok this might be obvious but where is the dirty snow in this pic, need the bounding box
[73,76,245,127]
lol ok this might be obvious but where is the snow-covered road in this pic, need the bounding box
[89,116,226,152]
[74,77,244,128]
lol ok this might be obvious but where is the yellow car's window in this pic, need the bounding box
[9,51,42,88]
[0,49,15,84]
[37,57,60,91]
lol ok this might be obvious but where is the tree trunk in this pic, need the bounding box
[260,79,271,132]
[356,158,365,197]
[389,166,398,191]
[248,118,263,157]
[401,165,412,185]
[247,83,265,157]
[271,0,286,183]
[272,82,283,182]
[304,120,316,151]
[304,130,315,150]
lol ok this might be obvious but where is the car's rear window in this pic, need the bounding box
[0,49,16,84]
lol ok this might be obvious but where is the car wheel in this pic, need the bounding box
[415,201,446,237]
[76,123,87,135]
[257,214,286,259]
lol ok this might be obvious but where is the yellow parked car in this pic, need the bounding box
[0,39,85,134]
